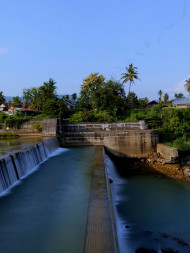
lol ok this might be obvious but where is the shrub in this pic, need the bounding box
[0,132,19,137]
[30,122,43,132]
[4,116,31,129]
[0,113,8,123]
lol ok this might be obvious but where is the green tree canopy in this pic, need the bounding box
[42,98,71,118]
[126,92,139,107]
[174,93,184,98]
[163,93,169,103]
[121,64,140,93]
[91,80,126,116]
[11,96,22,108]
[23,78,57,111]
[185,78,190,96]
[79,73,105,109]
[138,97,148,108]
[0,91,5,104]
[71,93,77,100]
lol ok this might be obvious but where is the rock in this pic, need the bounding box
[136,248,157,253]
[184,168,190,177]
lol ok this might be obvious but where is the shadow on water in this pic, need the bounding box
[0,146,94,253]
[105,152,190,253]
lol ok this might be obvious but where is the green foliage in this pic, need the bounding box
[165,139,190,151]
[0,91,5,104]
[174,93,184,98]
[4,116,31,129]
[163,93,169,102]
[42,98,71,118]
[11,96,22,107]
[0,113,8,123]
[91,80,126,116]
[121,63,140,93]
[71,93,77,100]
[30,122,43,132]
[79,73,105,109]
[68,110,114,122]
[0,132,19,137]
[126,92,139,107]
[138,97,148,108]
[68,110,94,122]
[124,109,148,121]
[23,78,57,111]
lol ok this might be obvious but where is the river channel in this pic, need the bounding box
[105,154,190,253]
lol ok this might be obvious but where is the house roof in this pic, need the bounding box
[147,100,158,105]
[172,98,190,106]
[0,102,12,110]
[17,108,35,112]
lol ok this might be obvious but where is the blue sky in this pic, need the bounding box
[0,0,190,100]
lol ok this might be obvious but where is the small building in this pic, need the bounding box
[147,100,158,107]
[0,103,12,112]
[17,108,36,116]
[63,99,77,109]
[172,98,190,108]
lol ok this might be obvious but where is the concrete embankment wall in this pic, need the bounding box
[58,121,159,157]
[157,143,178,163]
[0,119,57,136]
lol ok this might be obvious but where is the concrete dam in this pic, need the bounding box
[0,120,160,253]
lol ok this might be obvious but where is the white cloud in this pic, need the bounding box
[0,48,8,55]
[165,74,190,98]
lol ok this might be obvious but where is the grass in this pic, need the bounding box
[0,132,19,138]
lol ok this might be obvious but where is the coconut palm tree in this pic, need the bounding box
[0,91,5,104]
[185,78,190,96]
[158,90,163,101]
[121,64,140,93]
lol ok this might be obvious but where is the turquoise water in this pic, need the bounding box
[105,154,190,253]
[0,137,47,159]
[0,146,94,253]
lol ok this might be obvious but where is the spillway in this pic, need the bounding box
[0,137,59,194]
[0,141,94,253]
[0,138,116,253]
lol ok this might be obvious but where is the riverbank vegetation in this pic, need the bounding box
[1,65,190,150]
[0,132,19,138]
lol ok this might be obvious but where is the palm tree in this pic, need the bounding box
[158,90,163,101]
[121,64,140,93]
[0,91,5,104]
[185,78,190,96]
[164,93,169,103]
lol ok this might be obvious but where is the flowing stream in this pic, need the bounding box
[105,154,190,253]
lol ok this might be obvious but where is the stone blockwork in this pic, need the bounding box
[157,143,179,163]
[58,121,159,157]
[42,118,57,136]
[21,119,44,129]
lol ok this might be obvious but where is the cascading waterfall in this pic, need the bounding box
[0,137,59,194]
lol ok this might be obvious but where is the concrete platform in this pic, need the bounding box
[83,146,116,253]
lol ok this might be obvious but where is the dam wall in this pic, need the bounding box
[58,121,159,157]
[0,137,59,194]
